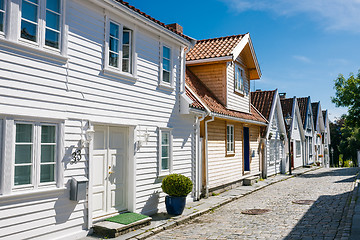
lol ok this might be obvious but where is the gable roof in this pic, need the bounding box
[185,68,267,125]
[186,34,245,61]
[113,0,193,42]
[311,102,319,128]
[280,98,294,120]
[251,90,276,120]
[297,97,308,126]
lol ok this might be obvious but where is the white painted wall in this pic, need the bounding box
[0,0,195,239]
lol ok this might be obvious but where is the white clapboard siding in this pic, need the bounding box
[226,54,251,113]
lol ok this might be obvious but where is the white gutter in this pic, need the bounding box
[212,113,268,126]
[204,115,214,198]
[195,113,206,200]
[186,56,233,66]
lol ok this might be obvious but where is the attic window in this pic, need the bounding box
[234,64,244,93]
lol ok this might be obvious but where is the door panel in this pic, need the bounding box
[244,127,250,172]
[92,126,127,219]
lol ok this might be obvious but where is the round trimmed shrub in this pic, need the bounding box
[161,174,193,197]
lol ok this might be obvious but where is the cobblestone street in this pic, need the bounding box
[148,168,359,240]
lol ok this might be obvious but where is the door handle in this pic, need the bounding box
[109,171,114,174]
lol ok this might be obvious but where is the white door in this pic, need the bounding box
[92,125,127,219]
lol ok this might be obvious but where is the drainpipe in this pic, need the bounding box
[204,115,215,198]
[195,113,206,200]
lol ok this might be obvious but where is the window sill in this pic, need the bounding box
[157,171,172,178]
[0,38,68,64]
[226,152,235,157]
[0,187,66,203]
[234,89,245,96]
[158,82,174,91]
[103,67,138,83]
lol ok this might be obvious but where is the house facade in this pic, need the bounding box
[251,90,287,177]
[185,34,267,196]
[297,97,315,165]
[312,102,325,165]
[322,110,331,167]
[281,96,305,170]
[0,0,197,239]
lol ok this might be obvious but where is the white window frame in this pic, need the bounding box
[103,16,137,82]
[12,121,58,191]
[158,128,173,176]
[159,42,174,90]
[296,140,301,157]
[234,63,244,94]
[226,124,234,154]
[18,0,63,51]
[0,0,7,36]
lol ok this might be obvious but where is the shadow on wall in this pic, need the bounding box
[140,191,160,216]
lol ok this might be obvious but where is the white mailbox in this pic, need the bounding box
[70,176,88,201]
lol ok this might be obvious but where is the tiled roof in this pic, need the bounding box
[280,98,294,121]
[297,97,309,127]
[322,110,327,125]
[311,102,319,128]
[251,90,276,121]
[114,0,192,41]
[185,68,267,124]
[186,34,245,61]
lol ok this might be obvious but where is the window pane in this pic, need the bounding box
[123,45,129,58]
[0,12,3,32]
[110,22,118,37]
[109,37,118,52]
[161,157,169,170]
[0,0,3,10]
[163,59,170,71]
[109,52,118,67]
[163,46,170,59]
[46,0,60,13]
[46,11,60,30]
[21,20,37,42]
[163,71,170,83]
[123,31,129,44]
[122,59,129,73]
[40,164,55,183]
[22,1,38,22]
[14,166,31,185]
[162,132,169,144]
[41,145,55,163]
[42,125,56,143]
[15,145,32,164]
[16,124,32,142]
[162,146,169,158]
[45,29,59,48]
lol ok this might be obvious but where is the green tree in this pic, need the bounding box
[329,117,344,167]
[332,71,360,127]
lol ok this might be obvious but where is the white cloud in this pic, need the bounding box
[293,55,312,63]
[221,0,360,33]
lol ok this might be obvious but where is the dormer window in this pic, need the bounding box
[234,64,244,93]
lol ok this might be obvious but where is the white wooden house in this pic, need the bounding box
[311,102,325,165]
[280,96,305,170]
[322,110,331,167]
[0,0,197,239]
[251,89,287,177]
[297,97,315,165]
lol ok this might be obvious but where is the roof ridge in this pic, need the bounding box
[251,89,276,94]
[197,33,246,42]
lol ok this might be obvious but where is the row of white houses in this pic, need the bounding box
[0,0,330,239]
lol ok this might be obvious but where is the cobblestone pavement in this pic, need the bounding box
[148,168,359,240]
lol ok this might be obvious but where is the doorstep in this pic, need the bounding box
[92,217,152,238]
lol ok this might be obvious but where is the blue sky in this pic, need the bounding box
[127,0,360,121]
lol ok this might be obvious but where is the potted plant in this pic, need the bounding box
[161,173,193,215]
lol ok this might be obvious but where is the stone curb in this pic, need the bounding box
[132,166,321,240]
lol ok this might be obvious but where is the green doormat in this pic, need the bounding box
[105,212,149,225]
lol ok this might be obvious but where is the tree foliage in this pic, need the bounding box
[332,71,360,127]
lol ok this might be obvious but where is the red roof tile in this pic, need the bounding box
[251,90,276,120]
[186,34,245,61]
[185,68,267,124]
[114,0,192,42]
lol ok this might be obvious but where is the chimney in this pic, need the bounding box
[166,23,183,34]
[279,93,286,99]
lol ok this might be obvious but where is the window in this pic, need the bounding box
[0,0,5,33]
[159,129,172,175]
[296,140,301,157]
[234,64,244,93]
[13,122,57,189]
[162,46,171,83]
[107,21,132,73]
[20,0,62,49]
[227,125,234,153]
[309,138,312,156]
